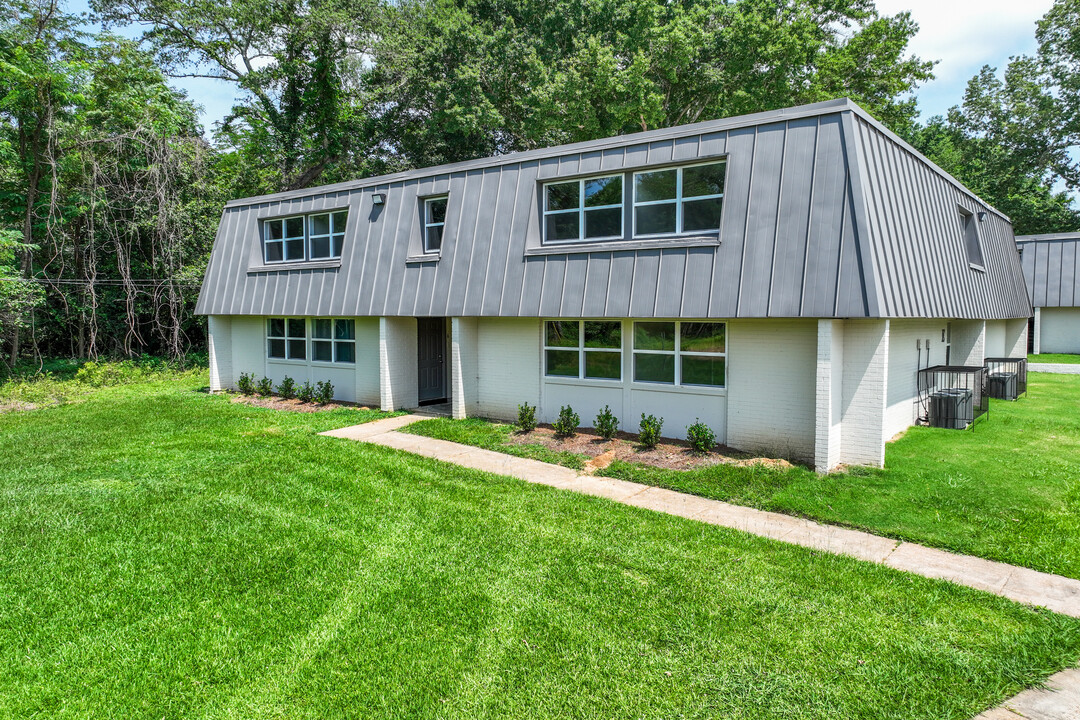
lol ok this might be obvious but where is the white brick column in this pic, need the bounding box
[379,316,418,411]
[952,320,986,366]
[1005,318,1029,358]
[451,317,479,419]
[1033,307,1042,355]
[814,319,844,472]
[207,315,233,392]
[839,319,890,468]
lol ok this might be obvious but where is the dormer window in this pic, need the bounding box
[262,209,349,265]
[959,206,985,271]
[424,196,448,253]
[634,160,726,236]
[544,174,623,243]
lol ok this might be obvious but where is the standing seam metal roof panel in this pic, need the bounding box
[1018,233,1080,308]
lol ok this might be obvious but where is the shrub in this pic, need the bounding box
[315,380,335,404]
[553,405,580,437]
[686,419,716,453]
[256,376,274,396]
[517,402,537,432]
[237,372,256,395]
[594,405,619,440]
[297,380,315,403]
[278,376,296,400]
[639,413,664,449]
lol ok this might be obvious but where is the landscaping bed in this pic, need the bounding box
[229,393,374,413]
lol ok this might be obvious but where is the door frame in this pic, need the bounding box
[416,317,448,405]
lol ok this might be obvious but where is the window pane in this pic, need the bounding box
[268,338,286,358]
[332,210,348,231]
[680,322,725,353]
[310,213,331,236]
[682,197,723,232]
[266,220,284,241]
[288,339,306,360]
[285,238,305,261]
[682,356,725,387]
[335,342,355,363]
[313,319,331,339]
[584,321,620,348]
[546,349,579,377]
[546,211,580,241]
[585,351,621,379]
[584,175,622,207]
[427,198,447,224]
[634,322,675,351]
[335,319,355,340]
[310,236,331,259]
[265,241,283,263]
[332,234,344,258]
[285,217,304,238]
[585,208,621,239]
[634,353,674,383]
[313,340,333,362]
[546,321,579,348]
[682,162,726,198]
[426,225,443,252]
[635,204,676,235]
[546,181,579,211]
[287,319,306,338]
[635,170,676,202]
[268,318,285,337]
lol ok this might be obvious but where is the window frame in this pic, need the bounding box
[632,160,727,238]
[424,196,449,254]
[266,317,308,361]
[632,320,726,388]
[312,318,356,365]
[959,205,986,272]
[261,208,350,266]
[542,320,623,381]
[542,174,624,245]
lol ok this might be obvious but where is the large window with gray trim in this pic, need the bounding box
[633,321,726,387]
[633,161,726,236]
[262,209,349,264]
[543,320,622,380]
[543,175,623,243]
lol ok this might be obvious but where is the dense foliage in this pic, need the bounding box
[2,0,1079,366]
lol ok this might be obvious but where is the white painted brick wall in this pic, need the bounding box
[814,320,841,471]
[885,319,947,439]
[1037,307,1080,353]
[353,318,381,405]
[476,318,541,420]
[207,316,232,391]
[1034,308,1042,354]
[380,317,418,410]
[840,320,889,467]
[951,319,986,366]
[1005,318,1028,358]
[451,317,479,419]
[985,320,1007,358]
[230,316,266,387]
[726,319,817,463]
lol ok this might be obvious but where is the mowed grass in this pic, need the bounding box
[1029,353,1080,364]
[407,373,1080,580]
[0,378,1079,718]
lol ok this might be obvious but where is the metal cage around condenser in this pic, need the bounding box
[917,365,989,430]
[984,357,1028,400]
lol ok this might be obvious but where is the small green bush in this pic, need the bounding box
[256,376,274,396]
[639,413,664,449]
[297,381,315,403]
[594,405,619,439]
[517,402,537,432]
[686,419,716,453]
[553,405,580,437]
[315,380,335,404]
[278,376,296,400]
[237,372,255,395]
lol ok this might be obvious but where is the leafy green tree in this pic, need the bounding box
[0,230,44,368]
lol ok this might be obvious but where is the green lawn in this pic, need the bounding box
[1029,353,1080,364]
[1,378,1079,718]
[406,373,1080,580]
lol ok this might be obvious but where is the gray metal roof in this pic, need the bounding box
[196,99,1032,320]
[1017,232,1080,308]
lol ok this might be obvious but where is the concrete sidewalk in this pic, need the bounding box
[1030,363,1080,374]
[322,414,1080,618]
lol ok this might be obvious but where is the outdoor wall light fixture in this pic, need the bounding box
[372,192,386,205]
[977,211,987,222]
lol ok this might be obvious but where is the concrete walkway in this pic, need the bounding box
[1030,363,1080,375]
[323,414,1080,720]
[322,415,1080,618]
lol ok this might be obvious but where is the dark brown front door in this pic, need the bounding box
[417,318,446,404]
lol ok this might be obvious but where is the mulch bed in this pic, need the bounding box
[507,424,795,472]
[229,394,373,413]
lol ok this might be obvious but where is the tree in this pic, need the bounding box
[369,0,935,169]
[0,230,43,369]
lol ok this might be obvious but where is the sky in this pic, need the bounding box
[70,0,1055,133]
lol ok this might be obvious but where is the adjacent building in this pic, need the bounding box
[196,98,1031,470]
[1017,232,1080,354]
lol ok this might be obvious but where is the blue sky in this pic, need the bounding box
[71,0,1054,134]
